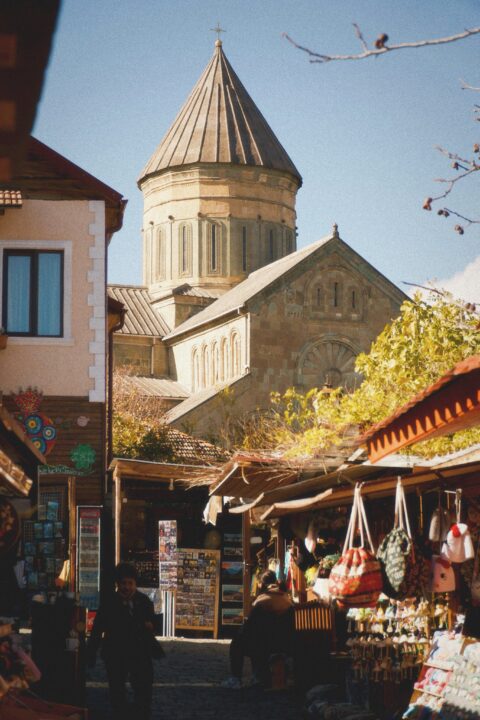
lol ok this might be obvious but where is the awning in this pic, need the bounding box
[209,452,300,498]
[228,462,414,515]
[110,457,222,484]
[260,459,480,520]
[360,355,480,463]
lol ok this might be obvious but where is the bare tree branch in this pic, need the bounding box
[461,79,480,91]
[283,25,480,64]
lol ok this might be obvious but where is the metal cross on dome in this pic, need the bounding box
[211,22,226,42]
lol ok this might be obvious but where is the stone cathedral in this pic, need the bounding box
[110,40,406,439]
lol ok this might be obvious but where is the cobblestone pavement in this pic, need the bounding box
[86,637,302,720]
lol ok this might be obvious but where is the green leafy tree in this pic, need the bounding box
[250,293,480,459]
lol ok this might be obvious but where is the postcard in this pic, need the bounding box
[222,584,243,603]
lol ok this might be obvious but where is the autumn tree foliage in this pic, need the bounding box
[112,368,176,461]
[249,293,480,459]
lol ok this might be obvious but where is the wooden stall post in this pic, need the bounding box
[242,510,252,618]
[114,469,122,565]
[68,476,77,592]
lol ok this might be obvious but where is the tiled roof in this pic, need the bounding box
[165,233,334,340]
[108,285,170,337]
[163,427,228,464]
[139,42,301,186]
[120,375,189,400]
[0,190,22,208]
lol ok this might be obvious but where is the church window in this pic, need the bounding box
[179,224,191,275]
[242,226,247,272]
[220,337,228,381]
[316,288,321,306]
[268,229,275,261]
[211,341,219,384]
[231,333,241,377]
[351,290,356,309]
[201,345,210,388]
[286,231,292,255]
[156,227,165,280]
[333,282,339,308]
[192,348,200,391]
[210,224,218,271]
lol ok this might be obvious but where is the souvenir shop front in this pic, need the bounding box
[111,459,243,638]
[0,407,88,718]
[243,460,480,719]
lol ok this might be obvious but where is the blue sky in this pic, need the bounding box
[34,0,480,299]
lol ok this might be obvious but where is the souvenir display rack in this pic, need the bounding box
[175,548,220,637]
[403,631,480,719]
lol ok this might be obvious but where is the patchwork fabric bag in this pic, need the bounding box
[377,478,429,599]
[328,484,382,608]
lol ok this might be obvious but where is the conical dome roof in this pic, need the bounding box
[138,41,302,186]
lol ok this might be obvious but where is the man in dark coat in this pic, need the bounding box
[87,563,157,719]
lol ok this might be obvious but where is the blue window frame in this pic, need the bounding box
[3,250,63,337]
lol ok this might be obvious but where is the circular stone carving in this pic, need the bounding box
[298,339,360,390]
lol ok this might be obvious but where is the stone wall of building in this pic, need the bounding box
[141,164,298,299]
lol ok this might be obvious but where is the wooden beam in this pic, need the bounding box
[114,470,121,566]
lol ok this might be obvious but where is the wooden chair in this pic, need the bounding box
[292,601,337,690]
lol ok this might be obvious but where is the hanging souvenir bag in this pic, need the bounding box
[430,555,456,593]
[328,484,382,608]
[428,491,451,542]
[377,478,430,599]
[377,478,413,598]
[442,490,474,563]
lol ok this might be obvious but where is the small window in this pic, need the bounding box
[156,228,165,280]
[242,226,247,272]
[286,231,292,254]
[269,229,275,261]
[211,225,217,271]
[351,290,356,309]
[333,282,339,308]
[3,250,63,337]
[316,287,322,306]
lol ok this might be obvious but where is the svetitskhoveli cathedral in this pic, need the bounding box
[109,39,405,439]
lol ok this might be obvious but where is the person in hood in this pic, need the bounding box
[221,570,293,689]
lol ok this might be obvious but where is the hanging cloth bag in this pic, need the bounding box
[442,490,475,563]
[377,477,430,599]
[377,478,414,598]
[328,484,382,608]
[428,490,451,542]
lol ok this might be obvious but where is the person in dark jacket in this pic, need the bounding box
[87,563,157,719]
[221,570,293,689]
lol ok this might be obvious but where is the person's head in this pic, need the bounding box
[114,563,137,600]
[260,570,278,592]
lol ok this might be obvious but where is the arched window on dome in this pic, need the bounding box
[179,223,192,276]
[285,230,293,255]
[209,223,220,272]
[192,348,200,392]
[268,228,275,262]
[230,333,241,378]
[155,227,166,281]
[242,226,248,272]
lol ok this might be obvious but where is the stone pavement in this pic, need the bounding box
[86,637,302,720]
